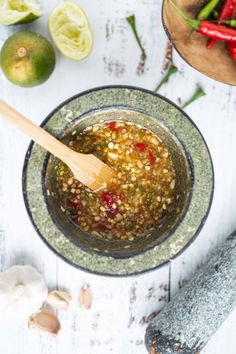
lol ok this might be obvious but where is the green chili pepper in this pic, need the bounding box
[126,220,135,231]
[225,19,236,27]
[126,15,146,59]
[98,140,108,148]
[212,9,219,19]
[197,0,220,21]
[144,193,153,206]
[230,20,236,27]
[154,64,178,92]
[129,185,137,195]
[182,87,206,109]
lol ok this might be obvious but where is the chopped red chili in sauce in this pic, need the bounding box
[107,121,119,131]
[134,142,147,152]
[148,149,155,166]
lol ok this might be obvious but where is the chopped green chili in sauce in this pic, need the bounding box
[56,121,176,241]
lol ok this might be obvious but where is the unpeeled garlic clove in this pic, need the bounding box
[47,290,71,311]
[79,285,92,309]
[28,310,61,336]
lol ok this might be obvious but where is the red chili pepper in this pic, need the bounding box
[66,200,77,208]
[228,41,236,58]
[134,142,147,152]
[97,221,108,231]
[220,0,236,18]
[148,149,155,166]
[170,0,236,42]
[101,191,119,215]
[71,214,79,222]
[208,0,236,48]
[199,21,236,41]
[107,121,119,131]
[66,196,80,208]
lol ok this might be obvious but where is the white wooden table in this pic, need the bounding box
[0,1,236,353]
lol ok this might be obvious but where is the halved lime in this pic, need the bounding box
[49,2,93,61]
[0,0,42,25]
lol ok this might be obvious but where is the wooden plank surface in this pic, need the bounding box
[0,1,235,353]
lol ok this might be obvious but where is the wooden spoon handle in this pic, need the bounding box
[0,100,74,163]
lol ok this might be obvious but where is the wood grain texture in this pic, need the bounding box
[0,1,235,353]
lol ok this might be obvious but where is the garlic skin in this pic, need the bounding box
[0,265,48,320]
[47,290,71,310]
[28,310,61,336]
[79,285,92,309]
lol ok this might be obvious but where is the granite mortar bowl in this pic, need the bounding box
[44,108,191,258]
[22,86,214,276]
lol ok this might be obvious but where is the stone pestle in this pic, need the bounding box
[145,231,236,354]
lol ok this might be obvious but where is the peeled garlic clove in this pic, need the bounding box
[28,310,60,336]
[79,285,92,309]
[47,290,71,311]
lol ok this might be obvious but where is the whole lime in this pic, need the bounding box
[0,31,56,87]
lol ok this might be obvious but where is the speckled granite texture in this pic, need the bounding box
[22,86,214,276]
[145,231,236,354]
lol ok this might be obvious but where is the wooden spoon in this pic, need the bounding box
[0,100,115,191]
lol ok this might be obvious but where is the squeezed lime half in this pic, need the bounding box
[49,1,93,61]
[0,0,42,25]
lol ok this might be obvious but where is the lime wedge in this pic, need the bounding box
[49,2,93,61]
[0,0,42,25]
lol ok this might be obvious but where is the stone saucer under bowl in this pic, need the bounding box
[22,86,214,276]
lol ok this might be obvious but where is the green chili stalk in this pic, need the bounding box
[154,64,178,92]
[126,15,146,59]
[182,87,206,109]
[168,0,200,30]
[197,0,220,21]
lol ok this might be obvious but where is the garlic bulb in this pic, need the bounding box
[0,265,48,320]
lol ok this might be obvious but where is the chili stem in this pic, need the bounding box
[168,0,200,30]
[154,64,178,92]
[126,15,147,59]
[182,87,206,109]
